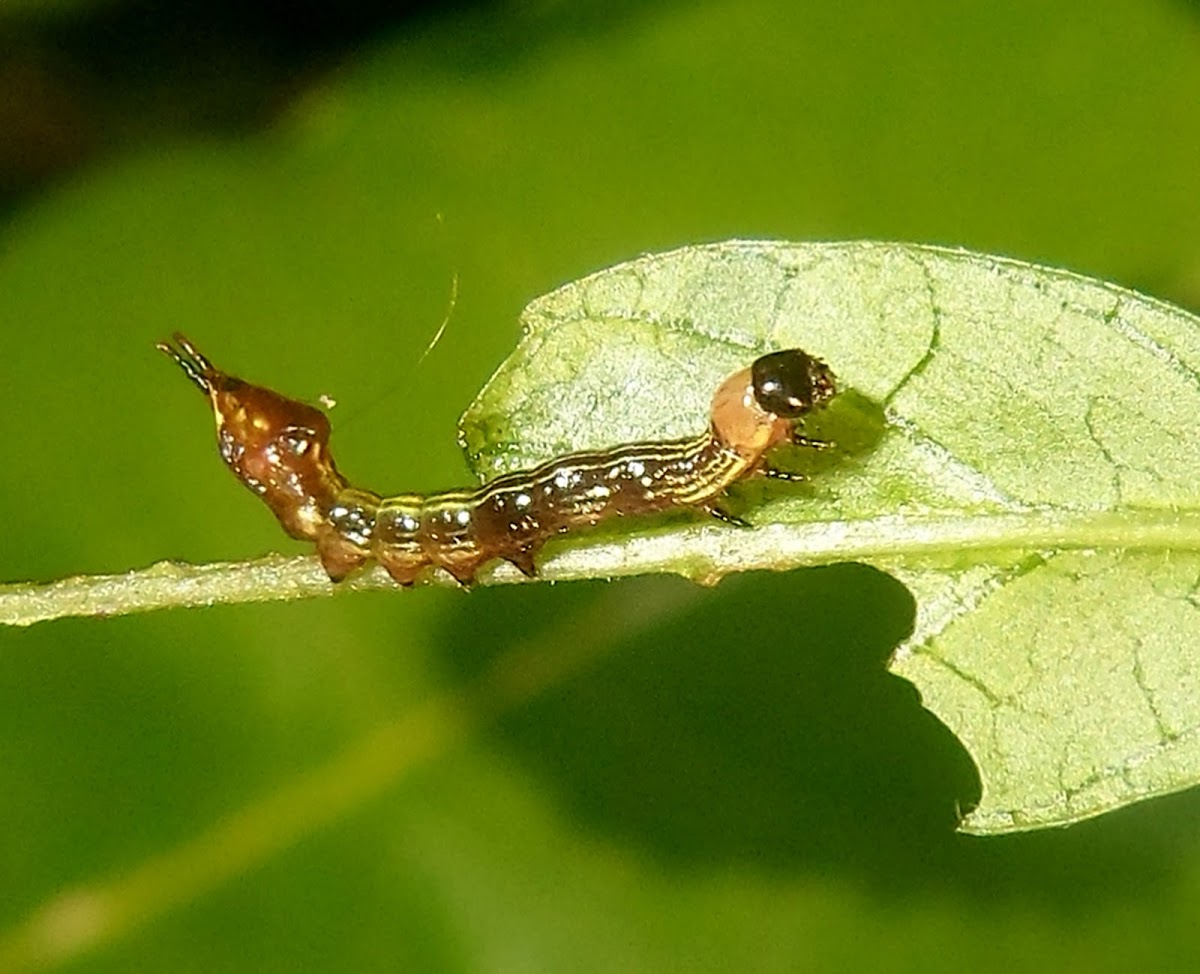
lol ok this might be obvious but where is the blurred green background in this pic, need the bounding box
[4,0,1200,970]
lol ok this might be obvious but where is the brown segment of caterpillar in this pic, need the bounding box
[157,334,837,587]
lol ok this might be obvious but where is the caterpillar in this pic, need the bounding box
[158,335,837,586]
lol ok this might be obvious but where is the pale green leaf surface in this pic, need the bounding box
[462,240,1200,833]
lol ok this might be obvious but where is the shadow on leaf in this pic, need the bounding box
[439,568,966,871]
[438,565,1195,908]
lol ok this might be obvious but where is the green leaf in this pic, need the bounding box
[461,239,1200,834]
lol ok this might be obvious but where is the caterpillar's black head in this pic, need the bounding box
[751,349,837,418]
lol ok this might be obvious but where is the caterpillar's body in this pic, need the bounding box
[159,336,836,586]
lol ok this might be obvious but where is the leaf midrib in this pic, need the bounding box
[5,508,1198,628]
[545,507,1200,578]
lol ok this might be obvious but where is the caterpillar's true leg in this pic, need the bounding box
[700,502,751,528]
[761,466,806,483]
[790,431,834,450]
